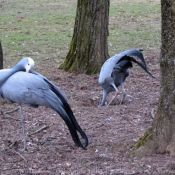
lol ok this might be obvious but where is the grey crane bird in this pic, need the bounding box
[0,57,88,150]
[98,49,154,107]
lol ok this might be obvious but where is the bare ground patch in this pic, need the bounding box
[1,50,175,175]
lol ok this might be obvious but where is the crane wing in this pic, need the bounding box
[1,71,88,149]
[117,56,154,78]
[99,49,146,84]
[29,70,89,148]
[29,70,68,101]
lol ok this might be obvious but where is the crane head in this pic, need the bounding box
[15,57,35,72]
[25,57,35,72]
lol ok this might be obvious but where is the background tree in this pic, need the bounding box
[136,0,175,156]
[60,0,110,74]
[0,41,3,69]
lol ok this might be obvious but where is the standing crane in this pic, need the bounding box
[98,49,154,106]
[0,57,88,150]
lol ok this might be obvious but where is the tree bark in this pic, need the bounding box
[135,0,175,156]
[0,41,3,69]
[60,0,110,74]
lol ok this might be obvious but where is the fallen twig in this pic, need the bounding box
[11,149,27,163]
[4,107,19,114]
[1,141,18,152]
[28,125,49,136]
[108,94,117,106]
[1,107,20,120]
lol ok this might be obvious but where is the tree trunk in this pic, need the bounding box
[0,41,3,69]
[60,0,109,74]
[135,0,175,156]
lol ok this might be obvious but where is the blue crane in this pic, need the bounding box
[98,49,154,106]
[0,57,88,150]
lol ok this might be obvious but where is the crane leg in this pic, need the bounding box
[19,105,27,151]
[120,83,126,105]
[108,83,119,106]
[98,89,108,107]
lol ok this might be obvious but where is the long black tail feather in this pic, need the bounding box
[117,60,133,70]
[50,84,88,149]
[29,70,88,149]
[119,56,154,78]
[55,106,86,149]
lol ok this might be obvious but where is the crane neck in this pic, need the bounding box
[0,66,23,86]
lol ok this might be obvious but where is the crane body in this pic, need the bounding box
[98,49,154,106]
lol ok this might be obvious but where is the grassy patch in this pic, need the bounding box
[109,0,161,56]
[1,0,77,67]
[0,0,161,67]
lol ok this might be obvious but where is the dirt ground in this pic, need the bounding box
[1,50,175,175]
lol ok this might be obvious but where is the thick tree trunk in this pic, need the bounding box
[0,41,3,69]
[135,0,175,156]
[60,0,109,74]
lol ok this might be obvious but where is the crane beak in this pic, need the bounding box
[26,67,30,73]
[25,57,35,73]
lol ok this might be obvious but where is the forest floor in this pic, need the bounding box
[1,50,175,175]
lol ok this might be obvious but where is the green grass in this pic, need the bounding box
[109,0,161,56]
[0,0,161,68]
[1,0,76,67]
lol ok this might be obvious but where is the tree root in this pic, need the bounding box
[134,127,157,156]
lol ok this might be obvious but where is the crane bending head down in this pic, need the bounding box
[0,57,34,86]
[0,57,88,151]
[25,57,35,72]
[98,49,154,107]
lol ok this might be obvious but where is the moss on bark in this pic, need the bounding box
[135,128,153,149]
[60,0,110,74]
[135,0,175,156]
